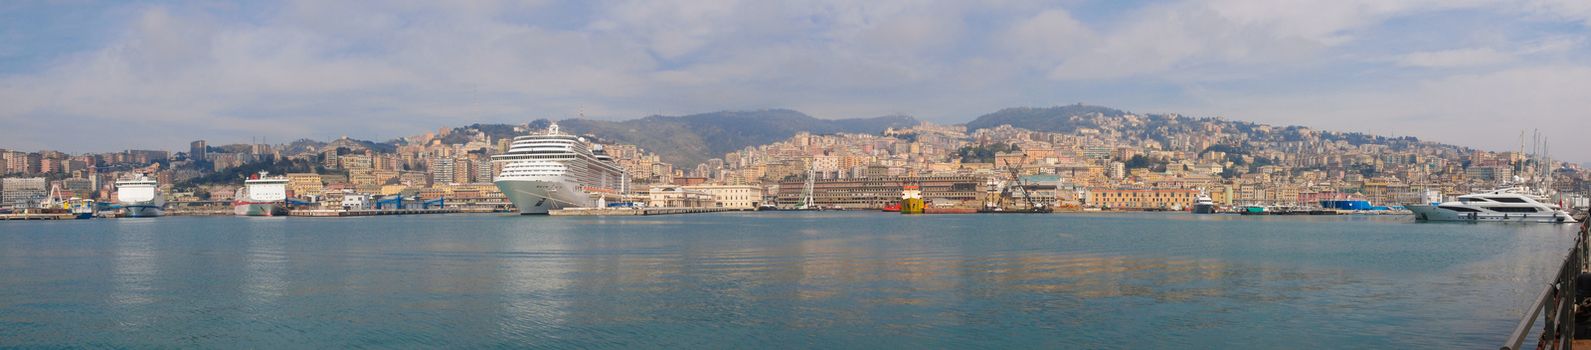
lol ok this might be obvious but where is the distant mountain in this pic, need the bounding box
[282,137,396,156]
[557,109,918,166]
[965,104,1128,132]
[443,123,524,145]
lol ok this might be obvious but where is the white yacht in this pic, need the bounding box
[115,174,165,217]
[493,123,629,214]
[1192,193,1217,214]
[1407,187,1577,223]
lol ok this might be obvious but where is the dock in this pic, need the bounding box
[289,208,461,217]
[165,208,233,216]
[1502,215,1591,350]
[0,213,77,220]
[548,207,743,216]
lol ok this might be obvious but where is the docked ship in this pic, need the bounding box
[493,123,629,214]
[899,184,925,214]
[115,174,165,217]
[1407,187,1577,223]
[234,171,289,216]
[1192,193,1217,214]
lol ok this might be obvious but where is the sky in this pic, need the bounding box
[1,0,1588,162]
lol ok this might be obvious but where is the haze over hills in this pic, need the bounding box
[438,109,919,166]
[0,104,1538,174]
[965,105,1131,132]
[416,104,1456,170]
[556,110,918,166]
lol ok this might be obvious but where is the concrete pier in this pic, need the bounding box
[548,207,743,216]
[0,213,76,220]
[165,208,233,216]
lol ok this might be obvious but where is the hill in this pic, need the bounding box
[965,104,1128,132]
[557,109,918,166]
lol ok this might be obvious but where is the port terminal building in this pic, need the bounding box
[774,176,985,210]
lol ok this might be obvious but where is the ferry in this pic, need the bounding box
[1408,187,1576,223]
[234,171,289,216]
[493,123,629,214]
[115,174,165,217]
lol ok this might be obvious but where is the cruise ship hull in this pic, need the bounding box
[1407,205,1576,223]
[234,202,287,216]
[121,203,164,218]
[496,179,596,215]
[1192,203,1217,214]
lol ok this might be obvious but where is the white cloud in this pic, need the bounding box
[1525,0,1591,26]
[1396,48,1514,68]
[1000,9,1093,68]
[0,0,1589,163]
[1174,65,1591,161]
[1044,0,1498,80]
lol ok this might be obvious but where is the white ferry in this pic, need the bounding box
[234,171,289,216]
[115,174,165,217]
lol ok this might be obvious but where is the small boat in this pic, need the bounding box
[881,202,901,212]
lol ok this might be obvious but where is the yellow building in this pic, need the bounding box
[1087,188,1200,210]
[286,173,324,198]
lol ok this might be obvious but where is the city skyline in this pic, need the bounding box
[1,1,1589,162]
[0,105,1582,167]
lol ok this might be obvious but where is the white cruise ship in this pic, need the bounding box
[1407,187,1577,223]
[115,174,165,217]
[493,123,629,214]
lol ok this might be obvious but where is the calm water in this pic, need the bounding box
[0,212,1577,348]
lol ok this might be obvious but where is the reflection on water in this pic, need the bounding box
[111,221,158,308]
[0,213,1576,348]
[244,225,287,303]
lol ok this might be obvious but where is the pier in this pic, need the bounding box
[289,208,461,217]
[548,207,744,216]
[0,213,77,220]
[1502,216,1591,350]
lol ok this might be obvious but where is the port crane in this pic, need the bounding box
[986,156,1051,213]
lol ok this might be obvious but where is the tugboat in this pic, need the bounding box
[68,198,95,219]
[900,185,925,214]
